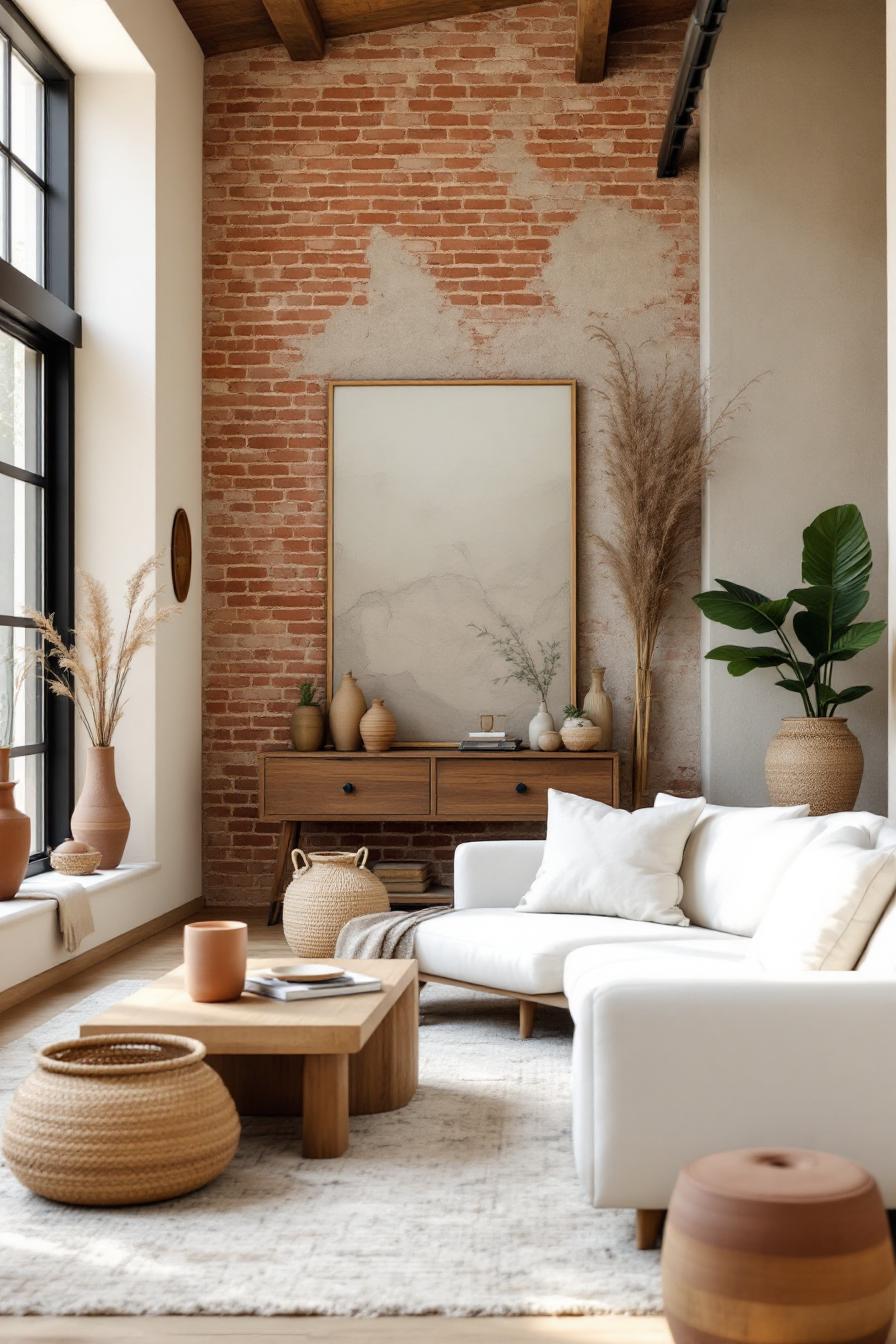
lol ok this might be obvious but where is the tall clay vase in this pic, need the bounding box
[663,1147,895,1344]
[583,666,613,749]
[71,746,130,869]
[329,672,367,751]
[360,698,397,753]
[765,716,864,815]
[0,746,30,901]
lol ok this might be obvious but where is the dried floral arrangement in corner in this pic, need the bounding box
[25,554,176,747]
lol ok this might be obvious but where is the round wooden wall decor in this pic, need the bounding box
[171,508,192,603]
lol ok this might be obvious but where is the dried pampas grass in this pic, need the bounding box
[26,554,174,748]
[591,330,746,809]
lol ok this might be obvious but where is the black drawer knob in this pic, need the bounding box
[515,782,528,794]
[342,782,354,794]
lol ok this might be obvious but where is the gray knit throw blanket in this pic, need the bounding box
[334,905,448,961]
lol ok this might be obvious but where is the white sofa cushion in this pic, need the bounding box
[516,790,704,925]
[752,826,896,973]
[654,794,885,937]
[858,821,896,973]
[415,907,741,996]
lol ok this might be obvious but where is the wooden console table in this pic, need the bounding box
[259,749,620,924]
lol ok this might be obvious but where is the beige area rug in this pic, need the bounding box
[0,981,662,1317]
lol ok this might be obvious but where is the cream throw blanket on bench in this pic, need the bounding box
[334,905,448,961]
[16,876,95,954]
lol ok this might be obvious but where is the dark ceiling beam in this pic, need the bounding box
[261,0,325,59]
[657,0,730,177]
[575,0,613,83]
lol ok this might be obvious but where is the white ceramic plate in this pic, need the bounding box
[264,963,347,984]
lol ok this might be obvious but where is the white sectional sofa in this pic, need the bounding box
[415,811,896,1245]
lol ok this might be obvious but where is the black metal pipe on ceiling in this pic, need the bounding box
[657,0,731,179]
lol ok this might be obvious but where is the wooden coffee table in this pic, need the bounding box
[80,958,418,1159]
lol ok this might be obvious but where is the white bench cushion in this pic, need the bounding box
[415,907,742,996]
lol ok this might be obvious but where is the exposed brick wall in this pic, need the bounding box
[203,5,699,905]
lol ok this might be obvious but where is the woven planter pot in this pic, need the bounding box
[283,847,390,958]
[765,716,864,815]
[2,1034,240,1206]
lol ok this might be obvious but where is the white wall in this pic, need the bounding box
[15,0,203,931]
[701,0,888,812]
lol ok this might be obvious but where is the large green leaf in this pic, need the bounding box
[801,504,872,591]
[789,585,869,631]
[831,621,886,655]
[705,644,785,666]
[792,610,827,658]
[817,683,872,708]
[694,583,792,634]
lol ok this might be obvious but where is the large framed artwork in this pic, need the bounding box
[328,380,576,745]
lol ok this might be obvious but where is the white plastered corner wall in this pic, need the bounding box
[0,0,203,994]
[700,0,888,813]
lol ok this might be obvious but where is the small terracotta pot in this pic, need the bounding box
[71,746,130,868]
[0,747,30,901]
[184,921,248,1003]
[663,1147,895,1344]
[765,716,864,815]
[538,730,562,752]
[290,704,325,752]
[329,672,367,751]
[360,698,397,753]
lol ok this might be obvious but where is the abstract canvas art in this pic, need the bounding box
[329,381,576,743]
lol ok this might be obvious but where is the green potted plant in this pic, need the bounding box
[291,681,325,753]
[693,504,885,813]
[560,704,601,753]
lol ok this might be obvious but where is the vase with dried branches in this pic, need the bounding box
[591,331,741,809]
[26,555,173,868]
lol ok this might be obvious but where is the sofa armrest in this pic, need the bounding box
[453,840,544,909]
[566,952,896,1209]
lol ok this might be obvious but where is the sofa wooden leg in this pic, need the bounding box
[519,1000,535,1039]
[635,1208,666,1250]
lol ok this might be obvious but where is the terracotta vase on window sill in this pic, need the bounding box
[71,745,130,869]
[0,746,30,901]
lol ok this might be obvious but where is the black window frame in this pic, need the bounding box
[0,0,79,877]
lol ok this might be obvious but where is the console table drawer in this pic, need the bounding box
[261,757,431,819]
[435,756,616,819]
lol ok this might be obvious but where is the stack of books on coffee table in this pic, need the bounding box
[373,861,432,895]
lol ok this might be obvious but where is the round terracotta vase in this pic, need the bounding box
[329,672,367,751]
[71,745,131,869]
[663,1147,895,1344]
[290,704,324,752]
[360,698,397,753]
[184,920,248,1002]
[0,747,30,901]
[765,716,864,815]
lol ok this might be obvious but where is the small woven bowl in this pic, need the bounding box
[50,845,102,877]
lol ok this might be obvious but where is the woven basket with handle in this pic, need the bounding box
[282,847,390,958]
[1,1034,240,1206]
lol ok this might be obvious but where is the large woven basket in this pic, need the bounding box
[2,1034,240,1206]
[283,847,390,958]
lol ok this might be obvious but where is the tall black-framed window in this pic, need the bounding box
[0,0,79,876]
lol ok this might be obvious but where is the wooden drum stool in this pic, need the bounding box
[662,1147,895,1344]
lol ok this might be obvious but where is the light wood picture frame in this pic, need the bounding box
[328,379,577,746]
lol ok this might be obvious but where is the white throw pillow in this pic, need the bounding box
[751,826,896,973]
[517,790,705,925]
[653,794,885,937]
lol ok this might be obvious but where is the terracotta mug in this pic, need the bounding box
[184,920,248,1002]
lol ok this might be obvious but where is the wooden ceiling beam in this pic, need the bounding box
[575,0,612,82]
[261,0,325,59]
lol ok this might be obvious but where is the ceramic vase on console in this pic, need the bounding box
[0,747,30,901]
[290,704,325,752]
[70,745,130,869]
[360,698,397,753]
[329,672,367,751]
[528,701,554,750]
[583,666,613,750]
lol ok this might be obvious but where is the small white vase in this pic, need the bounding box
[528,701,554,750]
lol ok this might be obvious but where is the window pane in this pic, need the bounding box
[11,750,43,855]
[10,52,43,176]
[0,624,41,748]
[0,332,41,473]
[0,475,43,615]
[10,166,43,283]
[0,38,8,147]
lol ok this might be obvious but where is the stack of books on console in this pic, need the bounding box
[373,861,432,895]
[458,730,522,752]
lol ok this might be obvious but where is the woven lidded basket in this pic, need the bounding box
[283,847,390,958]
[49,840,101,876]
[2,1034,240,1206]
